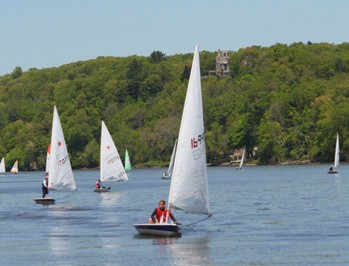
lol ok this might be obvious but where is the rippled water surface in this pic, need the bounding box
[0,165,348,265]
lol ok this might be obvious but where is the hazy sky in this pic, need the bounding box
[1,0,348,76]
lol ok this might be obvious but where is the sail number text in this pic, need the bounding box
[191,133,205,148]
[107,155,120,165]
[57,155,69,166]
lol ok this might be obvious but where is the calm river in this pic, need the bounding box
[0,165,348,265]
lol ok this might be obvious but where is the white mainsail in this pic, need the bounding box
[10,160,18,174]
[237,148,245,169]
[168,45,210,216]
[100,121,128,182]
[166,139,177,177]
[333,133,340,170]
[0,157,5,174]
[48,106,76,190]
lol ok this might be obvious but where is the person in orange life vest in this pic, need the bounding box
[148,200,178,224]
[95,179,102,189]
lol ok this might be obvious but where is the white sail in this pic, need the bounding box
[0,157,5,174]
[237,148,245,169]
[10,160,18,174]
[168,45,210,215]
[333,133,340,170]
[166,139,177,177]
[48,106,76,190]
[45,144,51,174]
[100,121,128,182]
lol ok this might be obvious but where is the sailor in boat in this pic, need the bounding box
[95,179,103,189]
[328,165,334,173]
[95,179,110,190]
[42,173,50,198]
[148,200,178,225]
[162,171,168,178]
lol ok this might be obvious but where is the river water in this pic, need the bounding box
[0,165,348,265]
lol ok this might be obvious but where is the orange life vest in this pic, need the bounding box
[156,207,169,223]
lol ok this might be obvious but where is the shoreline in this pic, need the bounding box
[22,161,342,172]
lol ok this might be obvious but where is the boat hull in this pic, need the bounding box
[133,223,181,237]
[327,171,338,174]
[94,187,111,192]
[34,198,55,204]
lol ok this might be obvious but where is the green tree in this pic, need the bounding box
[149,51,167,64]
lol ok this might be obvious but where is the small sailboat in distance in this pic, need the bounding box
[134,45,211,237]
[124,148,132,173]
[236,147,245,170]
[10,160,18,174]
[0,157,5,174]
[161,139,177,180]
[328,133,339,174]
[34,106,77,204]
[95,121,128,192]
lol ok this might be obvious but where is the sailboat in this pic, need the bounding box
[124,148,132,172]
[161,139,177,180]
[236,147,245,170]
[34,106,77,204]
[95,121,129,192]
[134,45,211,237]
[328,133,339,174]
[0,157,5,174]
[10,160,18,174]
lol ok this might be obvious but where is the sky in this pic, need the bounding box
[1,0,348,76]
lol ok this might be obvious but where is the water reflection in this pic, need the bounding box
[99,191,123,208]
[48,205,74,257]
[155,236,211,265]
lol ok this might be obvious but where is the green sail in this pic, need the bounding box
[124,149,132,172]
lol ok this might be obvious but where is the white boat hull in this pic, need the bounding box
[328,170,338,174]
[133,223,181,237]
[34,198,55,204]
[94,187,111,192]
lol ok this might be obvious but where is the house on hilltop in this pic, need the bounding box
[209,50,231,77]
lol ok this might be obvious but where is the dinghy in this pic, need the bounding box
[134,45,211,237]
[34,106,77,204]
[328,133,339,174]
[0,157,5,175]
[236,147,245,170]
[10,160,18,174]
[94,187,111,193]
[124,148,131,173]
[161,139,177,180]
[94,121,128,192]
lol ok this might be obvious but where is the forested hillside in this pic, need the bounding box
[0,42,348,170]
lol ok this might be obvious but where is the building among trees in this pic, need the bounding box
[209,50,231,77]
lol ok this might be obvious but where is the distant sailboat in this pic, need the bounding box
[328,133,339,174]
[0,157,5,174]
[134,45,211,237]
[34,106,77,204]
[124,148,132,172]
[161,139,177,180]
[95,121,129,192]
[236,147,245,170]
[10,160,18,174]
